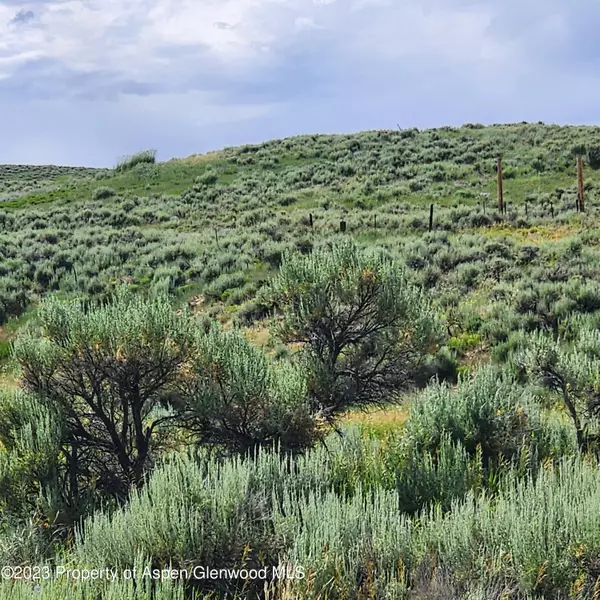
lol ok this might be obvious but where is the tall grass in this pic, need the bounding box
[68,449,600,598]
[273,456,600,598]
[72,411,579,598]
[114,149,157,173]
[0,576,187,600]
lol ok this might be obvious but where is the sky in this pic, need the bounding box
[1,0,600,167]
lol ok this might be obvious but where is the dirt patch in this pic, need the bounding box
[462,343,491,369]
[187,294,206,315]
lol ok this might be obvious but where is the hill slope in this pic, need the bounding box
[4,123,600,599]
[1,122,600,350]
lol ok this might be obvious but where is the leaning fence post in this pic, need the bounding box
[429,204,434,231]
[309,213,313,227]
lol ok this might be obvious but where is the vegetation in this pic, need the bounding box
[115,149,157,173]
[264,240,441,422]
[3,122,600,598]
[13,290,196,508]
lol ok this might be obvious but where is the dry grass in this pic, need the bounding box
[244,325,271,348]
[481,223,579,244]
[171,151,224,165]
[0,370,19,390]
[342,403,410,436]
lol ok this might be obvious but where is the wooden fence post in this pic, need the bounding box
[309,213,313,227]
[340,220,346,233]
[429,204,434,232]
[497,156,504,214]
[578,156,585,212]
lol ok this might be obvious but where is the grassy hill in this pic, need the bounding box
[2,122,600,356]
[4,123,600,599]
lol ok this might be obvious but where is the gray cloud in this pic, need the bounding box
[1,0,600,166]
[10,8,34,24]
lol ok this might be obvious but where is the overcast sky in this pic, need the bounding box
[1,0,599,166]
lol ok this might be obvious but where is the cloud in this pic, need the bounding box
[1,0,600,165]
[1,0,503,92]
[10,9,34,25]
[294,16,321,30]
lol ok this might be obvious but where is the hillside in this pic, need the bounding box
[4,123,600,599]
[2,122,600,352]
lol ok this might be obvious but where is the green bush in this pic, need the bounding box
[273,456,600,598]
[518,329,600,451]
[13,289,196,506]
[0,390,64,522]
[403,367,564,464]
[91,187,117,201]
[173,324,318,453]
[586,145,600,169]
[264,240,442,420]
[114,149,157,172]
